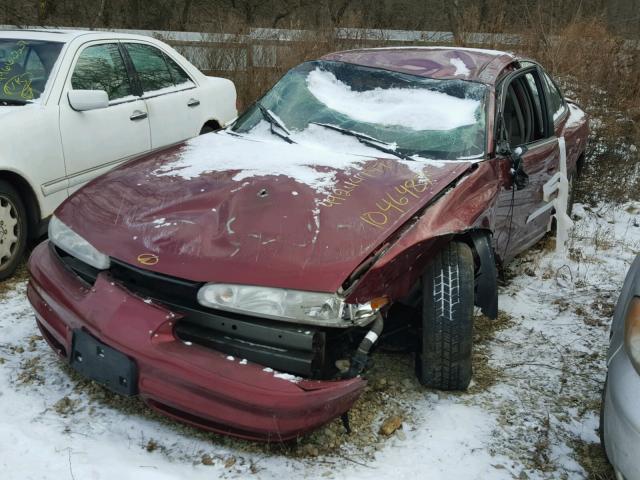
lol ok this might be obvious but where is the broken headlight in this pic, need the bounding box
[197,283,384,327]
[48,215,110,270]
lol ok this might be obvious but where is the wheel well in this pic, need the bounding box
[0,171,41,240]
[201,120,222,134]
[453,229,499,319]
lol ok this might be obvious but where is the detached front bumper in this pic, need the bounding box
[604,348,640,480]
[27,241,365,441]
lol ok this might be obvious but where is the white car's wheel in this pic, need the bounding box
[0,180,27,280]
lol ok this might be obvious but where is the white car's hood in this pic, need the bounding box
[0,105,24,118]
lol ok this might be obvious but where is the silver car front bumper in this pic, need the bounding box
[604,347,640,480]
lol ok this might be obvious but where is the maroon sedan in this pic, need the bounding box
[28,47,588,440]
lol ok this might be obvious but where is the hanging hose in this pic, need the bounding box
[344,312,384,378]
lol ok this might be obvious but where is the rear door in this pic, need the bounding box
[59,41,151,193]
[494,66,561,260]
[123,42,200,149]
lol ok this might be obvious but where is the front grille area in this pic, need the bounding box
[52,244,359,379]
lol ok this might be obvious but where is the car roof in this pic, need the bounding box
[0,28,158,44]
[321,46,517,85]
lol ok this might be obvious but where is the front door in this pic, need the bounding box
[494,66,561,261]
[59,42,151,194]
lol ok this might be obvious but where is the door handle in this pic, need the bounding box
[187,98,200,107]
[130,110,147,121]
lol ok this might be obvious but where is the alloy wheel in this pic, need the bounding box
[0,195,20,268]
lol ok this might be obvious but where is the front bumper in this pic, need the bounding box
[27,241,365,441]
[604,347,640,480]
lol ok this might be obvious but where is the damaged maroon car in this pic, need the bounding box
[27,47,588,440]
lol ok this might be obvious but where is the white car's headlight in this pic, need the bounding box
[197,283,387,326]
[48,215,110,270]
[625,296,640,375]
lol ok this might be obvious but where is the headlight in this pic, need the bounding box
[48,216,110,270]
[625,296,640,375]
[197,283,387,327]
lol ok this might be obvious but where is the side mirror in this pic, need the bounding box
[497,141,529,190]
[67,90,108,111]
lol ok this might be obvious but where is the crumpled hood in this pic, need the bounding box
[56,132,472,292]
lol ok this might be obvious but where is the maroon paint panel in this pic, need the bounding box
[346,160,506,303]
[322,47,515,84]
[56,136,472,293]
[28,242,365,440]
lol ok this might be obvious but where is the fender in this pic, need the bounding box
[345,160,505,305]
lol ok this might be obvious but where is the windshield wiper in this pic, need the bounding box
[310,122,414,161]
[0,98,31,106]
[256,102,295,144]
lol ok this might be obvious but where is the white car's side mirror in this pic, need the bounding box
[68,90,109,111]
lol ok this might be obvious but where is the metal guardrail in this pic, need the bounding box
[1,24,637,72]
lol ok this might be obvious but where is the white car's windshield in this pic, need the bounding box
[233,60,487,160]
[0,39,64,104]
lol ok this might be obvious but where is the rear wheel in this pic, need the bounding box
[0,180,27,281]
[416,241,475,390]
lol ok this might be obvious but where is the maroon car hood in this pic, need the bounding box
[56,133,472,292]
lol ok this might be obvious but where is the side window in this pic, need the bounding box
[124,43,174,93]
[164,55,192,86]
[542,72,566,122]
[71,43,132,101]
[502,71,548,146]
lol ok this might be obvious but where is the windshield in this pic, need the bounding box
[0,39,64,104]
[233,60,487,160]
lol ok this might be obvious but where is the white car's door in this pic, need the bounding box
[123,42,202,149]
[59,41,151,193]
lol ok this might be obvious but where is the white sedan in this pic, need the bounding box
[0,28,237,279]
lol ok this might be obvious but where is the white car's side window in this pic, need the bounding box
[123,43,193,95]
[71,43,133,101]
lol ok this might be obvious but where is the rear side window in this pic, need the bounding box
[124,43,193,94]
[71,43,132,101]
[543,72,566,121]
[165,55,192,86]
[124,43,174,93]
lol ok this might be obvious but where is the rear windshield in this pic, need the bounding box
[0,39,64,103]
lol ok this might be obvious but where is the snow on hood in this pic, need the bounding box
[153,128,433,194]
[305,68,480,131]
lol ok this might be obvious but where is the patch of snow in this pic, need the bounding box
[272,372,302,383]
[226,217,236,235]
[306,68,480,131]
[226,355,234,361]
[450,57,470,76]
[1,202,637,479]
[239,359,248,365]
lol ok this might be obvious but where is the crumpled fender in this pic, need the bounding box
[345,160,504,304]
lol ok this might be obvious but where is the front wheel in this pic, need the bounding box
[416,241,475,390]
[0,180,27,281]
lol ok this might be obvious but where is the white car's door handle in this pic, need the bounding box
[129,110,148,121]
[187,98,200,107]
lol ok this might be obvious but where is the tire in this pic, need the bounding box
[0,180,27,281]
[416,241,475,390]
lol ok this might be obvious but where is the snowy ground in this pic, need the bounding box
[1,202,638,479]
